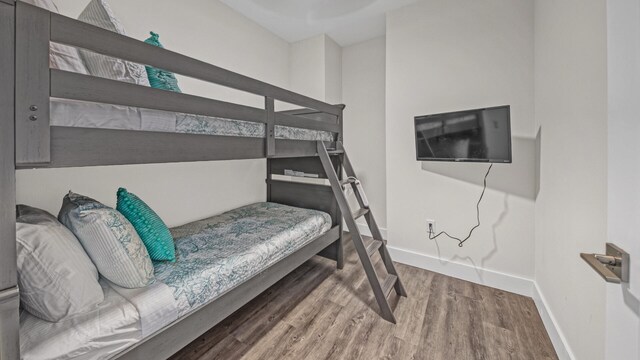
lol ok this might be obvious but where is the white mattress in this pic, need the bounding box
[20,281,141,360]
[50,99,335,141]
[20,280,177,360]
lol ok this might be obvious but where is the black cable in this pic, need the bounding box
[428,163,493,247]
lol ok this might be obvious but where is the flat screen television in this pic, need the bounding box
[414,105,512,163]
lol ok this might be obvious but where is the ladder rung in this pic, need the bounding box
[366,239,385,257]
[381,274,398,299]
[340,177,357,186]
[352,208,369,220]
[326,149,344,155]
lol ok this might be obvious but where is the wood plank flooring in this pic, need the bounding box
[170,234,557,360]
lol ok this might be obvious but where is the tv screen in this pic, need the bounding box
[414,105,512,163]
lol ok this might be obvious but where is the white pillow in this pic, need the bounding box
[20,0,89,74]
[58,192,155,289]
[77,0,150,86]
[16,205,104,322]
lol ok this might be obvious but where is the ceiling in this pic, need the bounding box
[219,0,419,46]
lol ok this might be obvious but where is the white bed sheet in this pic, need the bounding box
[50,99,172,132]
[20,281,141,360]
[109,282,178,338]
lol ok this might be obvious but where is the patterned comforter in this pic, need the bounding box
[153,202,332,317]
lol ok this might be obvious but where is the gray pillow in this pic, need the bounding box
[20,0,90,74]
[58,192,155,289]
[16,205,104,322]
[77,0,150,86]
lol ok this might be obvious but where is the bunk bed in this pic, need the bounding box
[0,1,347,359]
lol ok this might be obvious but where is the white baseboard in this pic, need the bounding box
[531,283,575,360]
[384,245,572,359]
[386,245,534,297]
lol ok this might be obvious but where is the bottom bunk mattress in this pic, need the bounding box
[19,202,332,360]
[156,202,332,317]
[50,99,335,141]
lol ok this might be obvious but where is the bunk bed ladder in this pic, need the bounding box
[317,141,407,323]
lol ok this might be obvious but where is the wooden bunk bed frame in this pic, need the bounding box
[0,1,346,359]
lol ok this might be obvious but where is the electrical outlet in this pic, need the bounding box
[426,219,436,237]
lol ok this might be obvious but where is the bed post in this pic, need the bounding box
[0,1,20,359]
[265,97,275,157]
[336,105,345,268]
[265,105,345,270]
[15,1,50,166]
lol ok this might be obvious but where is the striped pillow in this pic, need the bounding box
[77,0,150,86]
[58,192,155,289]
[21,0,89,74]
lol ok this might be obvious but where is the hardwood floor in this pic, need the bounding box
[170,234,557,360]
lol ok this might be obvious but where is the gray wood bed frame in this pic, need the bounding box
[0,1,346,359]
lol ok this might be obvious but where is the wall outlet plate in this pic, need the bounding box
[426,219,436,236]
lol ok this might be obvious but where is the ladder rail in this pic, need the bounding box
[339,142,407,296]
[317,141,407,323]
[317,141,397,323]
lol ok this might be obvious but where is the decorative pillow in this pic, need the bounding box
[143,32,182,92]
[21,0,89,74]
[58,191,155,289]
[16,205,103,322]
[116,188,175,262]
[77,0,150,86]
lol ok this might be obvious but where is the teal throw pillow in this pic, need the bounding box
[144,32,182,92]
[116,187,175,262]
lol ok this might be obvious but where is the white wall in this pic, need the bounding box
[533,0,608,359]
[342,37,387,231]
[288,34,342,104]
[289,35,326,100]
[385,0,535,285]
[606,0,640,358]
[16,0,291,226]
[324,36,342,105]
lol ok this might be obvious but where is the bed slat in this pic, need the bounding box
[51,70,341,133]
[268,180,339,225]
[275,112,340,133]
[269,156,339,179]
[44,126,266,168]
[49,13,341,116]
[50,70,267,124]
[274,139,335,158]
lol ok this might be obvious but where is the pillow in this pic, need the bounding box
[143,32,182,92]
[58,191,155,289]
[21,0,89,74]
[116,188,175,262]
[77,0,150,86]
[16,205,103,322]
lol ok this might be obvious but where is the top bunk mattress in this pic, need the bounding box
[50,99,335,142]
